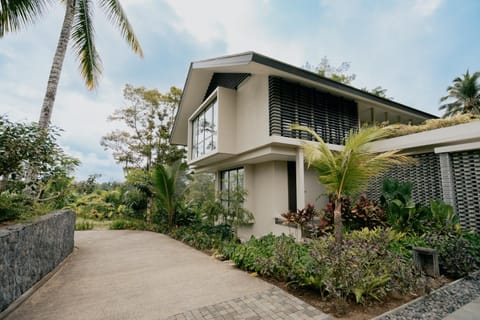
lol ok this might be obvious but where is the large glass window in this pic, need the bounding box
[192,98,218,159]
[220,168,244,211]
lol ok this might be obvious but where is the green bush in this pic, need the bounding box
[75,220,94,230]
[425,231,479,278]
[168,225,228,251]
[322,195,385,233]
[0,192,30,222]
[230,230,420,305]
[309,229,419,304]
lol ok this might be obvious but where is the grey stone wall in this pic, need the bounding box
[0,210,75,312]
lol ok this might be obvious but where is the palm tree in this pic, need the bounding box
[0,0,143,129]
[291,125,414,243]
[439,70,480,118]
[151,161,188,230]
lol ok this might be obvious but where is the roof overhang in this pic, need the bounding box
[171,51,438,146]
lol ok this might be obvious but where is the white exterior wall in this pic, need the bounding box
[235,75,270,153]
[304,167,328,210]
[217,87,237,154]
[237,161,299,241]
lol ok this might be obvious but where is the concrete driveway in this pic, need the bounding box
[5,230,330,320]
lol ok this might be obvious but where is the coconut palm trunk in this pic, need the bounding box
[334,197,342,243]
[39,0,76,130]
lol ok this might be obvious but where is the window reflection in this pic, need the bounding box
[191,99,217,159]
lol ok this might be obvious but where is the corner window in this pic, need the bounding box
[220,168,244,210]
[192,98,218,159]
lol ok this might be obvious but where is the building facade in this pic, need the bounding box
[171,52,444,239]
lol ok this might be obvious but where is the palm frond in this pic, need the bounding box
[0,0,51,36]
[71,0,102,90]
[98,0,143,57]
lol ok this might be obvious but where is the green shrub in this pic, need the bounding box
[168,225,228,251]
[0,192,30,222]
[322,195,385,233]
[75,220,94,230]
[309,229,419,304]
[229,234,277,271]
[425,231,479,278]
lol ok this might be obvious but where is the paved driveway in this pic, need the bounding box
[5,230,330,320]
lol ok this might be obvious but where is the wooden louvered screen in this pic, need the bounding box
[366,153,443,205]
[268,77,358,145]
[451,151,480,231]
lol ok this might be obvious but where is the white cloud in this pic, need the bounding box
[413,0,444,17]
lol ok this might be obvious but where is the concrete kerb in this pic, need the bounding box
[371,277,465,320]
[0,247,77,320]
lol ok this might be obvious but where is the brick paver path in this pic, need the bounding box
[165,287,331,320]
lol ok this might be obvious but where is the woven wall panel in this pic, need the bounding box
[451,151,480,231]
[269,76,358,145]
[366,153,443,205]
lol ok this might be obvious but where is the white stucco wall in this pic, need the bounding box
[235,75,270,153]
[238,161,299,241]
[304,167,328,210]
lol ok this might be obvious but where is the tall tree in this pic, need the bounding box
[101,85,185,172]
[304,57,356,85]
[0,0,143,129]
[439,70,480,118]
[292,125,413,243]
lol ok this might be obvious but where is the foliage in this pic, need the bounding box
[381,179,459,234]
[439,70,480,117]
[381,179,427,233]
[0,192,31,223]
[292,125,414,242]
[324,195,385,232]
[75,220,93,231]
[304,57,356,85]
[427,199,459,233]
[229,230,420,305]
[151,161,189,229]
[362,86,393,99]
[387,234,427,259]
[168,224,234,251]
[101,85,185,171]
[281,204,318,235]
[0,0,143,129]
[185,173,216,208]
[218,189,254,231]
[309,229,419,304]
[382,113,480,138]
[110,218,164,232]
[0,116,79,196]
[425,231,480,278]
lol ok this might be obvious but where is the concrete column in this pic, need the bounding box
[439,153,457,213]
[296,148,305,209]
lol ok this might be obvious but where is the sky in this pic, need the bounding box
[1,0,480,182]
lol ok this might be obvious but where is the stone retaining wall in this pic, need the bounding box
[0,210,75,312]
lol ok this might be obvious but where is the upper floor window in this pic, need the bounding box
[192,98,218,159]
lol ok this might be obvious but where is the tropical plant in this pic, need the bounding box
[292,125,414,243]
[0,0,143,129]
[151,161,189,229]
[439,70,480,118]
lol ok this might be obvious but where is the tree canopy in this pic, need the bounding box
[439,70,480,118]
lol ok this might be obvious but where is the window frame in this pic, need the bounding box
[190,95,218,160]
[220,167,245,211]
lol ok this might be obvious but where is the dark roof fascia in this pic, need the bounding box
[251,53,438,119]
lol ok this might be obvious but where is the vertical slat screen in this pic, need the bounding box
[366,153,443,205]
[268,76,358,145]
[451,150,480,231]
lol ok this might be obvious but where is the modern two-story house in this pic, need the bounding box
[170,52,438,239]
